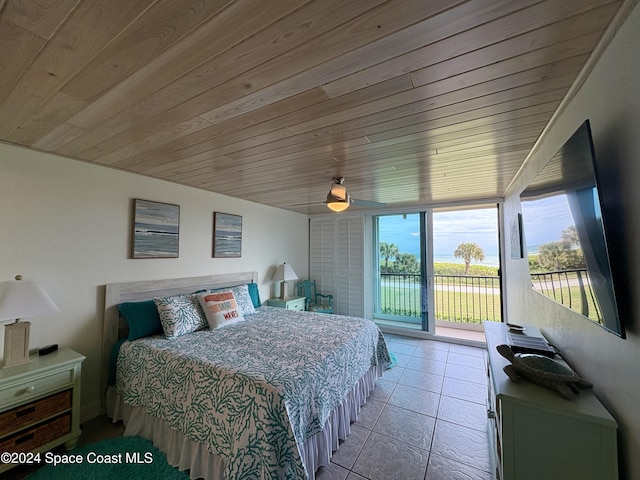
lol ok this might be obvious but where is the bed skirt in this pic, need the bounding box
[109,362,384,480]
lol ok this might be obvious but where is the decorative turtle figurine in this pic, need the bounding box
[496,344,592,400]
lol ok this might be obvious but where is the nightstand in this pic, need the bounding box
[0,347,85,473]
[267,297,306,311]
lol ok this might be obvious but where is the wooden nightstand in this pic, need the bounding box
[0,347,85,473]
[267,297,306,311]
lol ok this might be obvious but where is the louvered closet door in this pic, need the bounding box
[309,216,364,317]
[309,218,335,304]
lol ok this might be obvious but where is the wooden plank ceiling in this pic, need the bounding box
[0,0,625,214]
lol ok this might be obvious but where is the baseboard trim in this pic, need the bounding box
[80,400,102,424]
[376,323,486,348]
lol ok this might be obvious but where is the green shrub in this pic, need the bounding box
[433,262,498,276]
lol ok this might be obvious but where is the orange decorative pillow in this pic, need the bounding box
[197,291,245,329]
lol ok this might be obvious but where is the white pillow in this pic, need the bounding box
[198,291,245,329]
[154,294,207,338]
[229,284,256,316]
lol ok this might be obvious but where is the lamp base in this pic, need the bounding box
[2,320,31,369]
[279,281,286,300]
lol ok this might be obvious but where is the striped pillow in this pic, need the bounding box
[198,291,245,329]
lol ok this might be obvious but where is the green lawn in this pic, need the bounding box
[378,280,598,326]
[532,282,602,323]
[379,285,501,324]
[379,264,502,324]
[434,288,501,324]
[379,265,601,325]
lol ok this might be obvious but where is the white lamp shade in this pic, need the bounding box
[0,279,60,321]
[326,198,350,212]
[271,264,299,282]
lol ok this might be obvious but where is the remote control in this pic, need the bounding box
[38,344,58,356]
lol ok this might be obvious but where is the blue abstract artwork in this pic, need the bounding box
[132,199,180,258]
[213,212,242,257]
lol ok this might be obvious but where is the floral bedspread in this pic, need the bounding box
[115,306,390,479]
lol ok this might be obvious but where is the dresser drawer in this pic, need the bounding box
[0,390,72,437]
[0,369,73,407]
[288,298,305,311]
[0,348,84,475]
[267,297,306,310]
[0,414,70,454]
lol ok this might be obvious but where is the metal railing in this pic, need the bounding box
[378,273,501,324]
[378,269,600,325]
[530,269,601,321]
[379,273,422,318]
[434,274,501,323]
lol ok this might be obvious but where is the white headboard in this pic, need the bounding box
[101,271,258,410]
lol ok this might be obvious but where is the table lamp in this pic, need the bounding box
[271,263,298,300]
[0,275,60,368]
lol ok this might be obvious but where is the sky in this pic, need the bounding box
[377,213,422,255]
[433,209,499,256]
[520,194,575,248]
[377,208,500,258]
[377,199,578,265]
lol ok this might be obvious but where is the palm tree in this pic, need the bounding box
[454,242,485,274]
[379,242,399,272]
[561,225,580,246]
[538,239,586,271]
[396,252,419,274]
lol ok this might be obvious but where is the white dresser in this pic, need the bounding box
[484,322,618,480]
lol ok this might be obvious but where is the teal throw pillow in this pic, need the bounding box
[247,283,261,308]
[118,300,162,340]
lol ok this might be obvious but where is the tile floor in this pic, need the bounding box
[316,333,493,480]
[7,334,492,480]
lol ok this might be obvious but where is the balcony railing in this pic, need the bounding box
[378,269,600,326]
[379,273,422,318]
[530,269,601,321]
[434,274,501,323]
[378,273,501,324]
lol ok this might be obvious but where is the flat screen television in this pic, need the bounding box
[520,119,624,337]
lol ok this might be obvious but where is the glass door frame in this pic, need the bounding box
[371,210,435,333]
[424,209,435,333]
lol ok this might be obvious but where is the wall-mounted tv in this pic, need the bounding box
[520,120,624,337]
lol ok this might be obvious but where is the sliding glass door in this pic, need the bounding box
[373,212,432,331]
[373,206,501,335]
[432,206,502,332]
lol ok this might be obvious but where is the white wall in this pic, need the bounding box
[504,3,640,478]
[0,144,309,420]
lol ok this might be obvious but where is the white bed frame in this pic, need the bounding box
[101,271,258,413]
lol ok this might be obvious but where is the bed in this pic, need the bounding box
[102,272,390,480]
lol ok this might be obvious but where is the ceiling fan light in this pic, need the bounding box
[326,201,350,212]
[326,192,350,212]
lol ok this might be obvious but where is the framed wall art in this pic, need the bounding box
[510,212,524,259]
[213,212,242,258]
[131,199,180,258]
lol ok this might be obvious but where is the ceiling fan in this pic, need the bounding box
[325,177,385,212]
